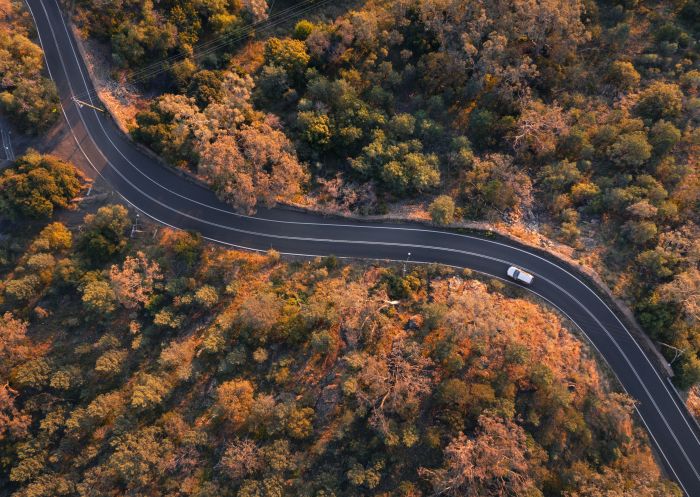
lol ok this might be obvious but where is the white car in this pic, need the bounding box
[507,266,534,285]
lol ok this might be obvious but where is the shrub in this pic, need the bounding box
[635,82,683,121]
[78,205,130,265]
[606,61,640,90]
[293,20,315,40]
[0,151,82,219]
[82,280,117,315]
[608,132,652,169]
[429,195,456,225]
[649,120,681,155]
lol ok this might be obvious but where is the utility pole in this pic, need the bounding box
[130,213,144,239]
[403,252,411,276]
[73,97,104,113]
[657,341,686,365]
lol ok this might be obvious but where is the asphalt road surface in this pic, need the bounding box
[25,0,700,493]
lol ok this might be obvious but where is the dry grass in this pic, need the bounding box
[73,29,148,131]
[0,0,12,16]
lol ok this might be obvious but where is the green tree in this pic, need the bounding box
[195,285,219,308]
[468,109,516,151]
[624,219,658,245]
[606,61,640,90]
[649,120,681,155]
[264,38,310,81]
[608,132,652,169]
[0,29,59,133]
[635,82,684,121]
[10,358,50,389]
[429,195,456,224]
[78,205,130,265]
[131,374,171,409]
[0,151,83,219]
[81,280,117,315]
[293,20,315,40]
[381,152,441,194]
[30,223,72,253]
[95,349,128,377]
[107,426,173,490]
[0,80,59,134]
[187,69,224,108]
[297,111,332,148]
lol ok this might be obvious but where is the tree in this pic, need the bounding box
[381,152,441,194]
[159,336,198,382]
[417,0,586,102]
[264,38,310,81]
[623,219,658,246]
[78,205,130,265]
[109,251,163,309]
[565,453,682,497]
[161,230,202,269]
[0,312,32,379]
[420,414,543,497]
[298,111,332,148]
[606,61,640,90]
[237,477,284,497]
[217,379,255,429]
[95,349,128,377]
[187,69,224,108]
[468,109,516,151]
[0,79,59,134]
[203,71,256,133]
[30,223,72,253]
[241,0,269,23]
[635,82,684,121]
[195,285,219,308]
[429,195,456,225]
[133,94,211,170]
[351,129,441,195]
[0,384,31,442]
[461,154,532,218]
[81,280,117,315]
[0,151,83,219]
[286,405,315,439]
[293,20,315,40]
[608,132,652,169]
[4,276,40,303]
[0,28,59,133]
[10,358,51,389]
[513,100,569,157]
[351,339,433,436]
[199,123,307,213]
[219,439,261,479]
[656,268,700,327]
[109,2,178,69]
[131,374,171,409]
[106,426,173,491]
[649,120,681,155]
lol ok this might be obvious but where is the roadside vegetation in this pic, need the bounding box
[0,0,59,133]
[0,154,680,495]
[71,0,700,388]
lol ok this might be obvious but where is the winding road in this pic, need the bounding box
[24,0,700,493]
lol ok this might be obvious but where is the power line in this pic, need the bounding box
[74,0,328,102]
[122,0,317,82]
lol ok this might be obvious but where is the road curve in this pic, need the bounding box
[24,0,700,493]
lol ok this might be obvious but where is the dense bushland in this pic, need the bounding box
[74,0,700,386]
[0,192,680,496]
